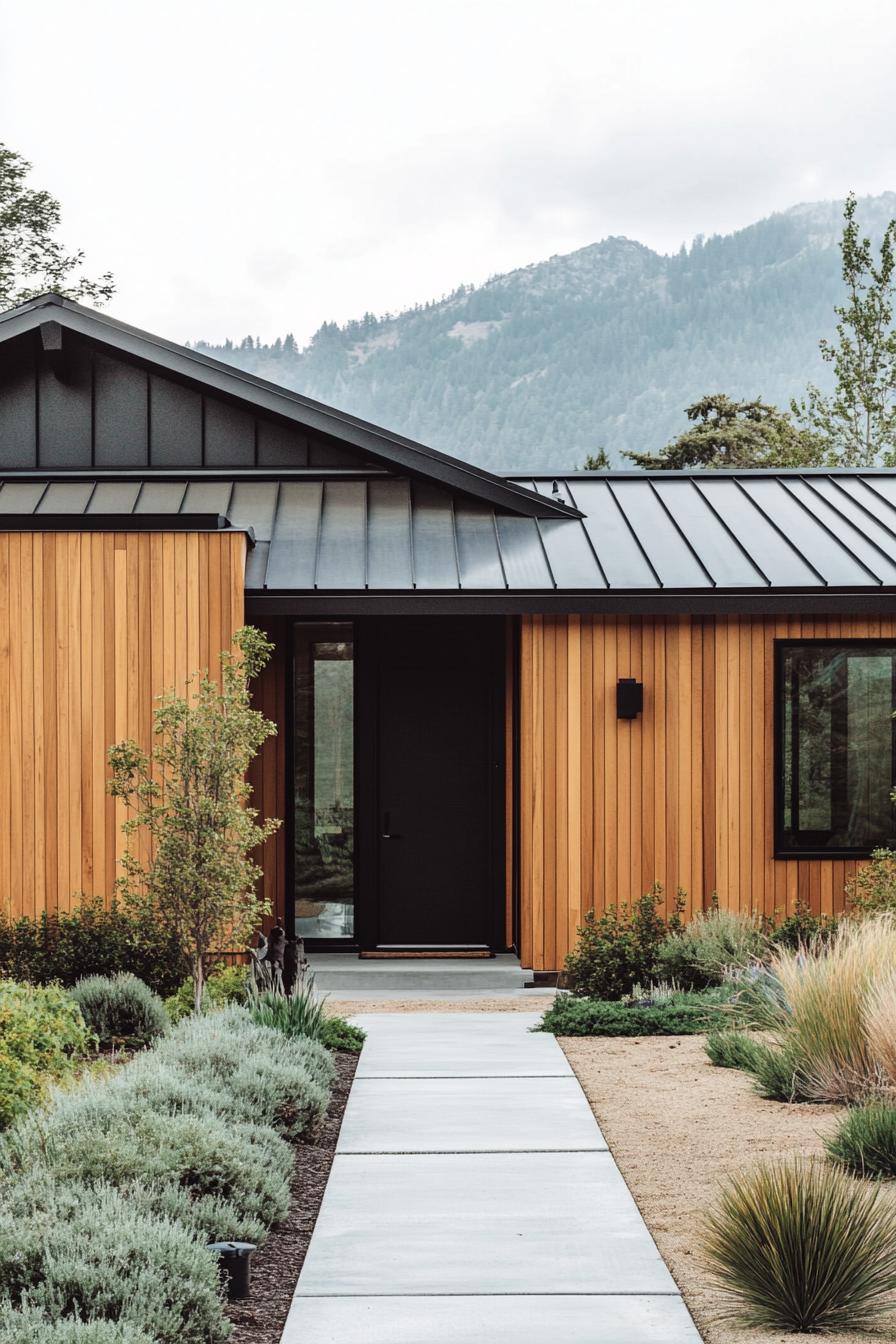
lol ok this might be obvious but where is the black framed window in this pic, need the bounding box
[776,641,896,857]
[293,623,356,939]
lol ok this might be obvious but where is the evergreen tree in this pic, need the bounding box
[626,395,827,469]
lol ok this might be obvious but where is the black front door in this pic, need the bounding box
[368,617,503,949]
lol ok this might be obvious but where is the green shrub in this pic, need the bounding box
[0,982,92,1073]
[320,1015,366,1053]
[702,1158,896,1331]
[770,899,839,950]
[826,1102,896,1178]
[0,896,187,997]
[0,1185,229,1344]
[656,909,769,989]
[539,988,730,1036]
[847,847,896,916]
[561,885,684,1000]
[0,1306,153,1344]
[3,1081,290,1239]
[69,975,168,1046]
[163,965,249,1023]
[0,1053,41,1130]
[704,1030,765,1071]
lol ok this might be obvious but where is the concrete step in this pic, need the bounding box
[307,953,534,994]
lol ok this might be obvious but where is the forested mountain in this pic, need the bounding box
[193,193,896,473]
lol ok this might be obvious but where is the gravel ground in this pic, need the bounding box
[560,1034,896,1344]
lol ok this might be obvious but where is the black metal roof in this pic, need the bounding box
[5,469,896,612]
[0,295,575,520]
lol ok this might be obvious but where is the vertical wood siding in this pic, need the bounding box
[0,530,245,920]
[518,613,896,972]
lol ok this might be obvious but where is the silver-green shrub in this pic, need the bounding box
[69,974,169,1046]
[153,1007,333,1136]
[0,1185,229,1344]
[2,1080,290,1237]
[656,909,769,988]
[0,1305,152,1344]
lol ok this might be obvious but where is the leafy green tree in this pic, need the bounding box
[0,143,114,310]
[793,193,896,464]
[625,394,826,469]
[108,626,279,1015]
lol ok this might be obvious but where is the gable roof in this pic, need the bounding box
[0,294,577,520]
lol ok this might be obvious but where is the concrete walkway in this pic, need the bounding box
[281,1013,702,1344]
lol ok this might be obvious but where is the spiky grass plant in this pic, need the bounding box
[704,1030,765,1071]
[657,908,770,988]
[826,1102,896,1179]
[702,1158,896,1331]
[247,983,327,1042]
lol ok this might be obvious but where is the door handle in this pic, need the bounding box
[381,811,400,839]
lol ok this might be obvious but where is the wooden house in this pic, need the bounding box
[2,295,895,973]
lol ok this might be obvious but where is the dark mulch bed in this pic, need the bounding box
[226,1050,358,1344]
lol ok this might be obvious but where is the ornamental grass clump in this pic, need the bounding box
[0,1185,229,1344]
[248,983,327,1042]
[735,914,896,1104]
[69,974,168,1046]
[702,1158,896,1332]
[826,1102,896,1179]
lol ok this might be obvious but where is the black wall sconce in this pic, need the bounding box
[616,677,643,719]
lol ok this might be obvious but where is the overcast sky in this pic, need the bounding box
[2,0,895,346]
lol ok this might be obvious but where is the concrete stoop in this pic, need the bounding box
[307,951,534,995]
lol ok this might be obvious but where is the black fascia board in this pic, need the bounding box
[0,512,253,542]
[0,295,579,521]
[245,587,896,616]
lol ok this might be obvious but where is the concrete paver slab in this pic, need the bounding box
[283,1294,701,1344]
[337,1075,607,1152]
[295,1151,679,1297]
[351,1012,567,1077]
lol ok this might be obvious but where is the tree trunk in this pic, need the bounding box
[193,953,205,1015]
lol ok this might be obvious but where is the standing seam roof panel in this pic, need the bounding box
[410,482,460,589]
[315,480,367,589]
[263,481,322,589]
[494,514,555,588]
[571,481,660,588]
[737,478,874,586]
[367,478,414,589]
[780,478,896,583]
[693,479,822,587]
[651,478,768,587]
[454,503,507,588]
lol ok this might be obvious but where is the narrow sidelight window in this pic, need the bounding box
[776,641,896,856]
[293,623,355,938]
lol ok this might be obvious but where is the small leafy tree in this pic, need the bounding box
[793,192,896,464]
[108,626,279,1014]
[0,142,115,309]
[626,394,826,469]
